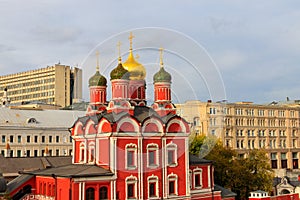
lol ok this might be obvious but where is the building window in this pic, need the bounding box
[26,150,30,157]
[281,153,287,169]
[126,176,137,199]
[42,136,45,143]
[193,168,202,188]
[167,143,177,167]
[293,139,297,148]
[148,175,159,198]
[56,149,59,156]
[49,136,52,143]
[27,136,30,143]
[17,150,21,157]
[80,143,85,162]
[2,135,5,143]
[211,130,215,135]
[34,150,38,157]
[99,187,108,200]
[209,107,216,114]
[293,152,298,169]
[34,136,38,143]
[17,135,21,143]
[168,174,178,196]
[271,153,277,169]
[10,135,14,143]
[126,144,137,169]
[89,143,95,163]
[56,136,59,143]
[147,144,159,168]
[86,187,95,200]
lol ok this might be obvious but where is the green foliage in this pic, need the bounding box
[189,136,274,200]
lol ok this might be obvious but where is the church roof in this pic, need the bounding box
[0,107,85,128]
[24,164,113,178]
[6,174,34,193]
[75,106,179,127]
[0,155,72,175]
[214,184,237,198]
[189,154,212,165]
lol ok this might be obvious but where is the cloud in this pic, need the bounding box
[214,50,247,71]
[31,26,82,44]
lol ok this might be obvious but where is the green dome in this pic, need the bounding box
[153,67,171,83]
[110,63,130,80]
[89,71,107,87]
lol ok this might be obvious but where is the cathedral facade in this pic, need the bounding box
[6,34,228,200]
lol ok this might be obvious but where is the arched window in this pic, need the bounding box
[99,186,108,200]
[80,142,85,163]
[88,142,95,163]
[126,176,137,199]
[193,168,203,188]
[86,187,95,200]
[147,144,159,168]
[148,175,159,198]
[126,144,137,169]
[166,143,177,167]
[167,173,178,196]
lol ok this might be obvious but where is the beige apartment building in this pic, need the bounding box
[0,107,85,158]
[0,64,82,107]
[176,100,300,171]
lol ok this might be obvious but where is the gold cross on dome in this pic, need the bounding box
[117,41,122,57]
[95,50,100,71]
[159,47,164,68]
[128,32,135,50]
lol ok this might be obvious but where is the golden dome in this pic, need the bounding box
[123,51,146,80]
[122,32,146,80]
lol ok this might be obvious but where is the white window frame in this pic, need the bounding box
[166,143,178,167]
[167,173,178,197]
[193,168,203,189]
[79,142,86,163]
[125,143,137,170]
[88,142,95,163]
[126,175,137,200]
[148,175,159,199]
[189,170,192,189]
[147,143,159,168]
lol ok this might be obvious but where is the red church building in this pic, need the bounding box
[5,33,234,200]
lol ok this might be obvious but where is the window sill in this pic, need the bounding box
[167,163,178,167]
[148,164,159,169]
[149,196,159,199]
[126,166,137,170]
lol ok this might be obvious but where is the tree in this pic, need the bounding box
[189,136,274,200]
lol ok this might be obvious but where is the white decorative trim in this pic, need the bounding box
[79,142,86,163]
[193,168,203,189]
[166,142,178,167]
[85,119,95,135]
[97,118,111,134]
[88,142,95,164]
[142,118,164,133]
[208,165,211,188]
[167,173,178,197]
[147,175,159,199]
[147,143,159,168]
[166,118,187,133]
[125,175,138,200]
[74,121,83,136]
[125,143,138,170]
[117,117,139,133]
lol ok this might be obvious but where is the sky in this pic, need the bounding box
[0,0,299,104]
